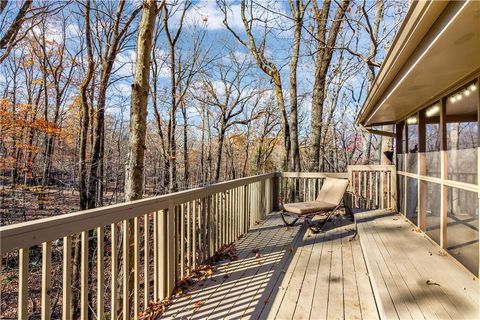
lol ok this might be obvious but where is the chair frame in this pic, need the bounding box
[280,192,356,235]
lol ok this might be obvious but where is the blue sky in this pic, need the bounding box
[0,0,408,142]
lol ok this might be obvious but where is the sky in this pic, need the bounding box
[0,0,408,141]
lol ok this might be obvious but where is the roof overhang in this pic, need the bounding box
[358,1,480,127]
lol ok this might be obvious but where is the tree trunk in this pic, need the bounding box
[289,0,304,173]
[125,0,157,202]
[214,125,226,183]
[124,1,158,316]
[363,0,385,164]
[310,0,350,171]
[182,105,189,188]
[78,0,94,210]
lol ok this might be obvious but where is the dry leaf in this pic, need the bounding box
[426,279,440,286]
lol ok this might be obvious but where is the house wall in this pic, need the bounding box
[395,75,480,277]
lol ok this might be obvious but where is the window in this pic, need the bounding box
[446,187,479,276]
[424,104,441,177]
[406,116,418,174]
[446,81,478,184]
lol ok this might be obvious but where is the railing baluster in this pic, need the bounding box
[122,220,130,320]
[236,188,240,237]
[230,190,234,241]
[192,202,197,269]
[187,202,191,273]
[159,210,167,299]
[134,217,140,319]
[382,171,385,208]
[201,198,206,261]
[304,178,308,200]
[167,205,175,295]
[153,211,158,301]
[97,227,104,320]
[18,248,28,320]
[144,213,150,308]
[81,231,88,320]
[63,236,71,320]
[41,242,52,320]
[111,223,118,320]
[180,203,185,279]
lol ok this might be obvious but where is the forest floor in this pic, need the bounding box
[0,185,138,226]
[0,186,80,226]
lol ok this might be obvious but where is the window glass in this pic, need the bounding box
[396,122,405,172]
[397,175,405,214]
[424,104,441,177]
[425,182,441,244]
[446,81,478,184]
[406,118,418,173]
[446,187,479,276]
[406,177,418,225]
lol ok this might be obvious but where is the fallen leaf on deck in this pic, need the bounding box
[426,279,440,286]
[438,251,447,256]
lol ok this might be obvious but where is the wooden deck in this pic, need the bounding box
[161,210,479,319]
[356,210,479,320]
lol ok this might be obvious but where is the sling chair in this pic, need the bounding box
[280,177,353,234]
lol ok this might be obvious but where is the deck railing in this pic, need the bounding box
[0,166,396,319]
[280,165,396,210]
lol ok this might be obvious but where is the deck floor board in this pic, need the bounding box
[160,210,479,319]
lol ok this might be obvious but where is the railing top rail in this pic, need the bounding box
[348,164,396,171]
[0,172,276,255]
[280,172,349,178]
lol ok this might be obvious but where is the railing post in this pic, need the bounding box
[347,166,354,207]
[390,166,398,211]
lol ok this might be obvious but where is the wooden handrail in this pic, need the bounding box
[0,172,275,255]
[280,172,349,178]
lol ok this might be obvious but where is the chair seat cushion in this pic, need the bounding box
[283,201,337,215]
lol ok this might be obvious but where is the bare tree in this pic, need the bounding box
[309,0,350,172]
[162,0,191,192]
[78,0,95,210]
[194,52,261,182]
[125,0,162,201]
[87,0,142,208]
[220,0,298,171]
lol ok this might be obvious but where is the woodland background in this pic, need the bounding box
[0,0,407,227]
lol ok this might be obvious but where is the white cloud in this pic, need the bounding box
[183,0,243,31]
[65,23,82,39]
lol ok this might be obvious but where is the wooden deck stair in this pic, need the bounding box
[161,210,479,319]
